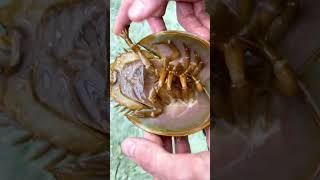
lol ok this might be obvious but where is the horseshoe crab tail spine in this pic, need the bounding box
[118,106,127,113]
[124,109,132,116]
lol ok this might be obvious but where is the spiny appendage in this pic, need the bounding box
[114,102,162,118]
[110,70,117,84]
[112,102,133,116]
[119,26,156,75]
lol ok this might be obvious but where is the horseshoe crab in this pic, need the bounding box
[208,0,320,179]
[0,0,107,179]
[110,27,210,136]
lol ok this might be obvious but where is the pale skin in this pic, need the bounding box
[114,0,210,179]
[113,0,210,40]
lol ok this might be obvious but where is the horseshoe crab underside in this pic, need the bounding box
[110,30,210,136]
[0,0,108,180]
[208,0,320,179]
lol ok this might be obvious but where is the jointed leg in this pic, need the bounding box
[191,76,204,92]
[166,65,174,91]
[133,106,163,118]
[192,51,205,76]
[224,38,251,128]
[240,0,284,38]
[119,27,156,75]
[158,57,169,88]
[179,44,191,91]
[223,38,248,89]
[259,40,298,96]
[182,43,190,69]
[134,87,163,118]
[191,51,205,92]
[265,0,299,44]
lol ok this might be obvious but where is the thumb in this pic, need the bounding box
[121,137,169,176]
[128,0,165,21]
[121,137,210,179]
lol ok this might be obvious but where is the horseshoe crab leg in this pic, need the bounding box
[133,88,163,118]
[223,39,248,90]
[265,0,299,44]
[189,51,205,93]
[182,43,190,70]
[119,27,156,75]
[192,51,205,76]
[181,47,196,86]
[166,64,174,91]
[240,0,285,38]
[179,44,191,92]
[259,40,299,96]
[158,57,169,88]
[223,38,251,128]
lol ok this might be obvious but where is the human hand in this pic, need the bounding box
[121,128,210,180]
[113,0,210,41]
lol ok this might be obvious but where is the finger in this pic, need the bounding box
[194,1,210,29]
[121,137,170,176]
[176,2,210,40]
[163,151,210,180]
[128,0,165,22]
[147,1,168,33]
[147,17,167,32]
[161,136,173,153]
[114,0,134,35]
[143,132,163,146]
[121,137,209,179]
[174,136,191,153]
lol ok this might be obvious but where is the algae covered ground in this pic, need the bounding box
[110,1,208,179]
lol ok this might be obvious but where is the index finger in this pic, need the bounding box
[176,2,210,40]
[113,0,133,35]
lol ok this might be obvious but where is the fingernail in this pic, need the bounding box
[129,0,145,20]
[122,139,136,158]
